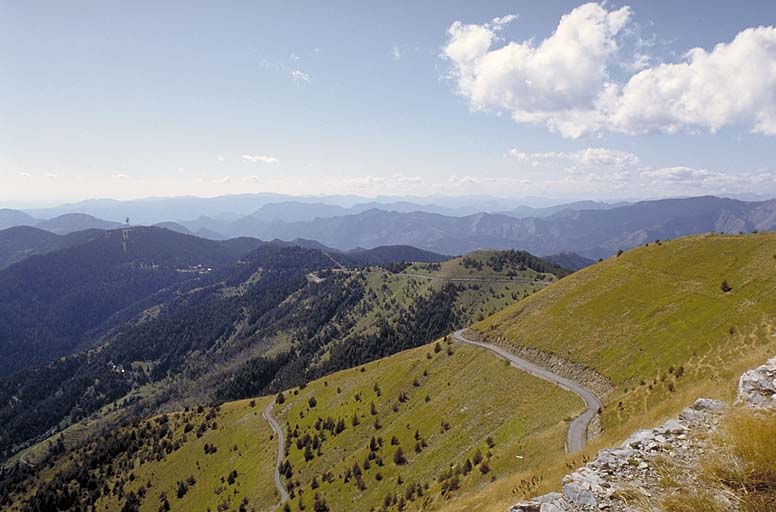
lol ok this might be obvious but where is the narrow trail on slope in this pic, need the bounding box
[453,329,601,453]
[262,401,289,510]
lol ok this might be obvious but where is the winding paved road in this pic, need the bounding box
[453,329,600,453]
[262,401,289,509]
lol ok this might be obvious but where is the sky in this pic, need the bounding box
[2,0,776,204]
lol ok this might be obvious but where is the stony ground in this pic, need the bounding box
[510,356,776,512]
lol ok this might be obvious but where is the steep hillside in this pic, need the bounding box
[511,356,776,512]
[475,233,776,398]
[215,250,559,399]
[449,233,776,509]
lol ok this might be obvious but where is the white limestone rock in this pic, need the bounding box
[737,356,776,408]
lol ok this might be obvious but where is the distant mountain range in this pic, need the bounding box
[0,209,37,230]
[495,200,628,218]
[0,209,126,234]
[2,195,775,259]
[15,194,624,225]
[36,213,125,234]
[0,226,105,270]
[17,194,535,225]
[179,196,776,258]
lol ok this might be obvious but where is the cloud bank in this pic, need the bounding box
[443,3,776,138]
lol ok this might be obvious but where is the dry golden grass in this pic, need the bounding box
[656,408,776,512]
[705,409,776,512]
[662,491,729,512]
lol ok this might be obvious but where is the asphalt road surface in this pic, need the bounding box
[263,401,290,509]
[453,329,601,452]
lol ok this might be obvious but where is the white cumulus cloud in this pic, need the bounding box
[609,27,776,136]
[443,3,776,137]
[241,154,279,164]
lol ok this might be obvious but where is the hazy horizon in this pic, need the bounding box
[4,190,776,214]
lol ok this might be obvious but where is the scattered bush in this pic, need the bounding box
[393,446,407,465]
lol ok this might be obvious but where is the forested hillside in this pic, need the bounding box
[0,242,562,470]
[0,226,265,377]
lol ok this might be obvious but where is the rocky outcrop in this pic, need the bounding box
[509,355,776,512]
[737,355,776,408]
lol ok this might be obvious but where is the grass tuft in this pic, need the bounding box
[705,409,776,511]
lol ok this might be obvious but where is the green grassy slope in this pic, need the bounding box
[437,233,776,512]
[476,233,776,412]
[445,233,776,510]
[7,341,581,512]
[106,398,279,512]
[275,340,582,512]
[8,398,278,512]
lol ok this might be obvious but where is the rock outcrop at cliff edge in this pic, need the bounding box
[737,355,776,408]
[510,356,776,512]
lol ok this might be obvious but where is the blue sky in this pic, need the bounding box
[2,1,776,203]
